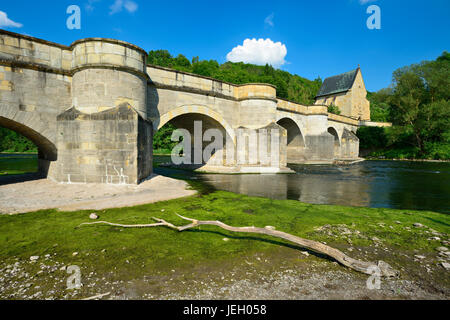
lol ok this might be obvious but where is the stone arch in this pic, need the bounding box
[156,105,235,142]
[157,105,236,166]
[276,117,306,163]
[0,112,57,177]
[327,126,340,158]
[0,107,57,162]
[327,127,340,146]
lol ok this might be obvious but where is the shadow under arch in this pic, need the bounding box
[276,117,305,163]
[156,106,236,167]
[327,127,340,147]
[327,126,340,158]
[0,116,57,179]
[156,105,236,142]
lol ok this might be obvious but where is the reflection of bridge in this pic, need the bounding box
[0,30,383,184]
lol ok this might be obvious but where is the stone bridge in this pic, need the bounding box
[0,30,377,184]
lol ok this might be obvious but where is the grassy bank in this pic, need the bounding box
[153,149,172,155]
[0,191,448,297]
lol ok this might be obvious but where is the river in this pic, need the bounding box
[1,154,449,213]
[154,156,450,214]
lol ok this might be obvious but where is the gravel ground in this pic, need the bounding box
[1,245,448,300]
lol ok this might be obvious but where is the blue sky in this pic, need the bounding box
[1,0,449,91]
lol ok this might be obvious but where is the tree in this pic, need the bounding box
[360,51,450,159]
[0,127,37,153]
[388,52,450,155]
[147,50,173,67]
[191,60,219,77]
[174,54,191,70]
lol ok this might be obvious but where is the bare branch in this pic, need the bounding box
[81,292,111,300]
[79,215,399,278]
[79,221,166,228]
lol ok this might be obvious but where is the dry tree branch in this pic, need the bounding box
[79,214,399,277]
[81,292,111,300]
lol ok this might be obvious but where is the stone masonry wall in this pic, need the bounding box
[55,104,151,184]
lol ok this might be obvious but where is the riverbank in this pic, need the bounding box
[0,175,196,214]
[364,157,450,163]
[0,190,448,300]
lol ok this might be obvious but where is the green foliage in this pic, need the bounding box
[0,127,37,153]
[367,90,391,122]
[361,52,450,159]
[423,142,450,160]
[153,123,178,152]
[356,127,387,150]
[387,52,450,154]
[327,104,341,115]
[147,50,322,105]
[147,50,175,68]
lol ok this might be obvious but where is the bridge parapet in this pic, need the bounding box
[327,112,360,126]
[359,120,392,127]
[71,38,147,74]
[147,65,235,98]
[235,84,276,101]
[277,99,327,115]
[147,65,277,103]
[0,29,72,72]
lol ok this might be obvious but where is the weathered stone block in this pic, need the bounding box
[54,104,152,184]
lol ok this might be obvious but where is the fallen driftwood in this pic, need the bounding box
[79,214,399,277]
[81,292,111,300]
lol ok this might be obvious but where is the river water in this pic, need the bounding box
[1,154,449,213]
[155,156,450,214]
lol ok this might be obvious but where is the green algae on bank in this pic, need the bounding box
[0,191,449,299]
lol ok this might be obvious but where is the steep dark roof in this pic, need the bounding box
[315,68,359,98]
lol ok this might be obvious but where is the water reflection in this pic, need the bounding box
[155,157,450,213]
[200,166,372,207]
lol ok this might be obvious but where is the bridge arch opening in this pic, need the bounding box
[0,116,57,177]
[156,111,235,167]
[276,118,305,163]
[328,127,340,157]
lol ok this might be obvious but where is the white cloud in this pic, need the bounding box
[109,0,138,15]
[109,0,123,14]
[86,0,101,12]
[124,0,138,13]
[359,0,377,4]
[226,38,287,68]
[0,11,23,28]
[264,13,274,27]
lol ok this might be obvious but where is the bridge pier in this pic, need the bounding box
[53,104,152,184]
[338,129,360,160]
[302,133,335,164]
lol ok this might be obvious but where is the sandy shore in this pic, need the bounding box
[0,174,196,214]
